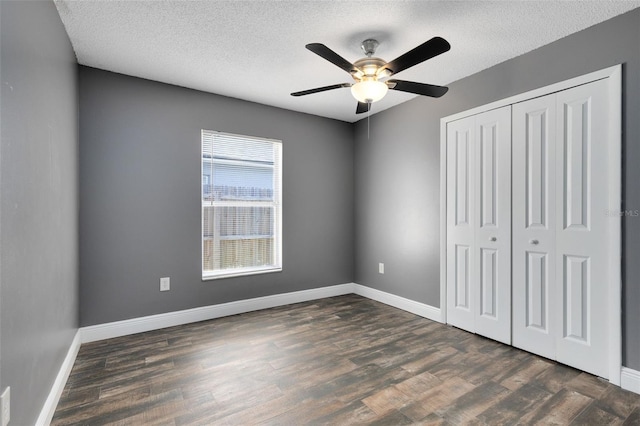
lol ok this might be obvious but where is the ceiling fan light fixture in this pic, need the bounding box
[376,68,393,79]
[351,79,388,103]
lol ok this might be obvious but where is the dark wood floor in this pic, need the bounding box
[52,294,640,425]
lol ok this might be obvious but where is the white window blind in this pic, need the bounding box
[202,130,282,279]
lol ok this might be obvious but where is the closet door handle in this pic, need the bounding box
[489,237,497,242]
[529,239,539,245]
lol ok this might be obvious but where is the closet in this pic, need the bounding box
[441,66,621,382]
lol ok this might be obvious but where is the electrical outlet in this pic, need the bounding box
[379,263,384,274]
[1,387,10,426]
[160,277,170,292]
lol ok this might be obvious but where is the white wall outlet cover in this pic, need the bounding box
[379,263,384,274]
[1,387,10,426]
[160,277,170,291]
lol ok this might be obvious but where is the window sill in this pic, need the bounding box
[202,266,282,281]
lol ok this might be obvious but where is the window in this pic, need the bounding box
[201,130,282,279]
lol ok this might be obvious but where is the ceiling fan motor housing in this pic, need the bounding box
[353,57,387,79]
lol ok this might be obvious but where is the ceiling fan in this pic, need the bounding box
[291,37,451,114]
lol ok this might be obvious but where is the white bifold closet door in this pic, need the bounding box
[446,106,512,345]
[512,78,610,378]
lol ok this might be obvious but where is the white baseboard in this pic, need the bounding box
[353,283,442,323]
[36,330,81,426]
[80,283,355,343]
[621,367,640,395]
[80,282,443,343]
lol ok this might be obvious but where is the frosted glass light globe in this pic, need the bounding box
[351,80,388,103]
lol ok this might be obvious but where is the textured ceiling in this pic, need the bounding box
[55,1,640,123]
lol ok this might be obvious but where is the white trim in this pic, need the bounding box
[80,283,354,343]
[353,284,442,323]
[202,266,282,281]
[441,66,618,124]
[79,282,447,343]
[606,65,622,386]
[439,118,448,325]
[439,64,622,384]
[621,367,640,395]
[36,331,81,426]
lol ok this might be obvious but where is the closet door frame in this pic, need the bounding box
[439,64,621,385]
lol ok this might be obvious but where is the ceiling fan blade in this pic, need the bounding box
[291,83,351,97]
[356,102,370,114]
[381,37,450,75]
[306,43,358,74]
[388,79,449,97]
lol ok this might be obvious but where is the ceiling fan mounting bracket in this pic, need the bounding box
[361,39,379,57]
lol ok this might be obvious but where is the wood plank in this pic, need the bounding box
[362,386,411,415]
[519,388,593,424]
[436,381,510,423]
[571,403,625,425]
[475,382,553,424]
[400,376,476,421]
[565,372,610,399]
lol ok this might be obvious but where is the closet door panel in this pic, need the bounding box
[525,251,549,331]
[446,115,477,332]
[512,94,557,359]
[555,79,609,378]
[474,106,511,344]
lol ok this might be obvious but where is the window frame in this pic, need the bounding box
[201,130,283,280]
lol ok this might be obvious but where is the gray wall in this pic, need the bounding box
[354,8,640,369]
[79,67,354,326]
[0,1,79,424]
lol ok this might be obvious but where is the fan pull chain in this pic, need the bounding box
[367,103,371,139]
